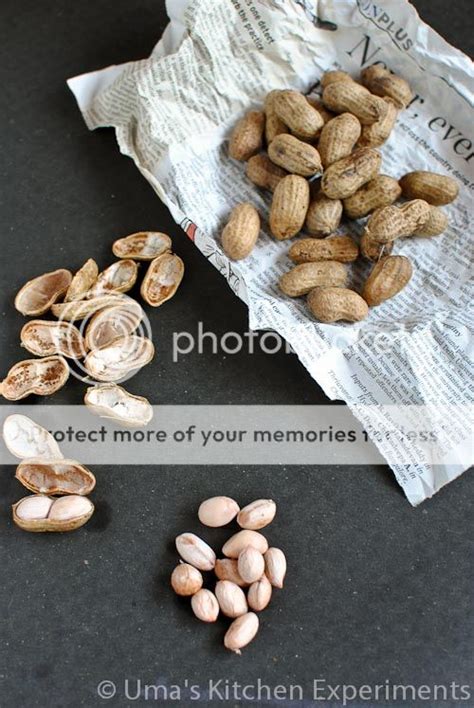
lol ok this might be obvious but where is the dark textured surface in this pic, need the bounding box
[0,1,472,706]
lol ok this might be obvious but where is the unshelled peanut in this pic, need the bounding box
[321,148,381,199]
[305,192,343,236]
[307,287,369,323]
[343,175,402,219]
[364,199,431,243]
[268,134,322,176]
[362,255,413,306]
[361,65,413,109]
[229,110,265,161]
[322,81,388,125]
[279,261,347,297]
[289,236,359,264]
[318,113,361,167]
[273,90,323,138]
[269,175,310,240]
[399,171,459,205]
[221,203,260,260]
[246,154,287,191]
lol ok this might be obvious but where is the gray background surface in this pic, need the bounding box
[0,1,473,706]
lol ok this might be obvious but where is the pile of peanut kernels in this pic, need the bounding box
[171,497,286,654]
[222,66,460,323]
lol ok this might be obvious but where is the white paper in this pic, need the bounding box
[68,0,474,505]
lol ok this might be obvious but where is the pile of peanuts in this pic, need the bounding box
[222,66,460,323]
[171,497,286,654]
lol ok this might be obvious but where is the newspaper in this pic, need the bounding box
[68,0,474,506]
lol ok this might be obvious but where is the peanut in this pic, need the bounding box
[264,548,287,589]
[305,192,343,236]
[358,98,398,147]
[15,458,96,496]
[229,110,265,161]
[320,71,353,88]
[237,499,276,530]
[171,563,203,596]
[343,175,402,219]
[224,612,259,654]
[268,134,322,176]
[141,253,184,307]
[15,269,72,316]
[289,236,359,264]
[361,64,413,109]
[362,255,413,306]
[222,530,268,558]
[13,494,94,533]
[191,589,220,622]
[214,559,248,587]
[221,203,260,260]
[215,580,248,618]
[269,175,310,240]
[237,547,265,584]
[112,232,172,261]
[247,575,272,611]
[305,97,335,125]
[175,532,216,571]
[364,199,431,243]
[264,90,288,144]
[246,154,287,191]
[65,259,99,301]
[279,261,347,297]
[318,113,361,167]
[307,287,369,323]
[399,171,459,205]
[360,232,394,262]
[412,206,448,237]
[0,356,69,400]
[321,148,381,199]
[273,90,323,138]
[198,496,240,527]
[322,81,388,125]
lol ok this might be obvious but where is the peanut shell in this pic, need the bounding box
[15,269,72,316]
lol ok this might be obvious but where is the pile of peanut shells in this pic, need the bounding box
[171,497,286,654]
[3,414,96,532]
[223,65,460,323]
[0,232,183,427]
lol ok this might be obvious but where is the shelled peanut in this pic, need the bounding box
[224,65,459,321]
[171,496,286,654]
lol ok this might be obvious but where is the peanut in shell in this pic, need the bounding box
[279,261,347,297]
[305,193,343,236]
[221,203,260,260]
[362,255,413,306]
[343,175,402,219]
[268,134,322,177]
[318,113,361,167]
[399,171,459,205]
[269,175,310,240]
[321,148,382,200]
[273,90,323,138]
[246,154,287,191]
[307,287,369,323]
[229,110,265,161]
[289,236,359,264]
[361,65,413,109]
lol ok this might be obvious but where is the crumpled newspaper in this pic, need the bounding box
[68,0,474,505]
